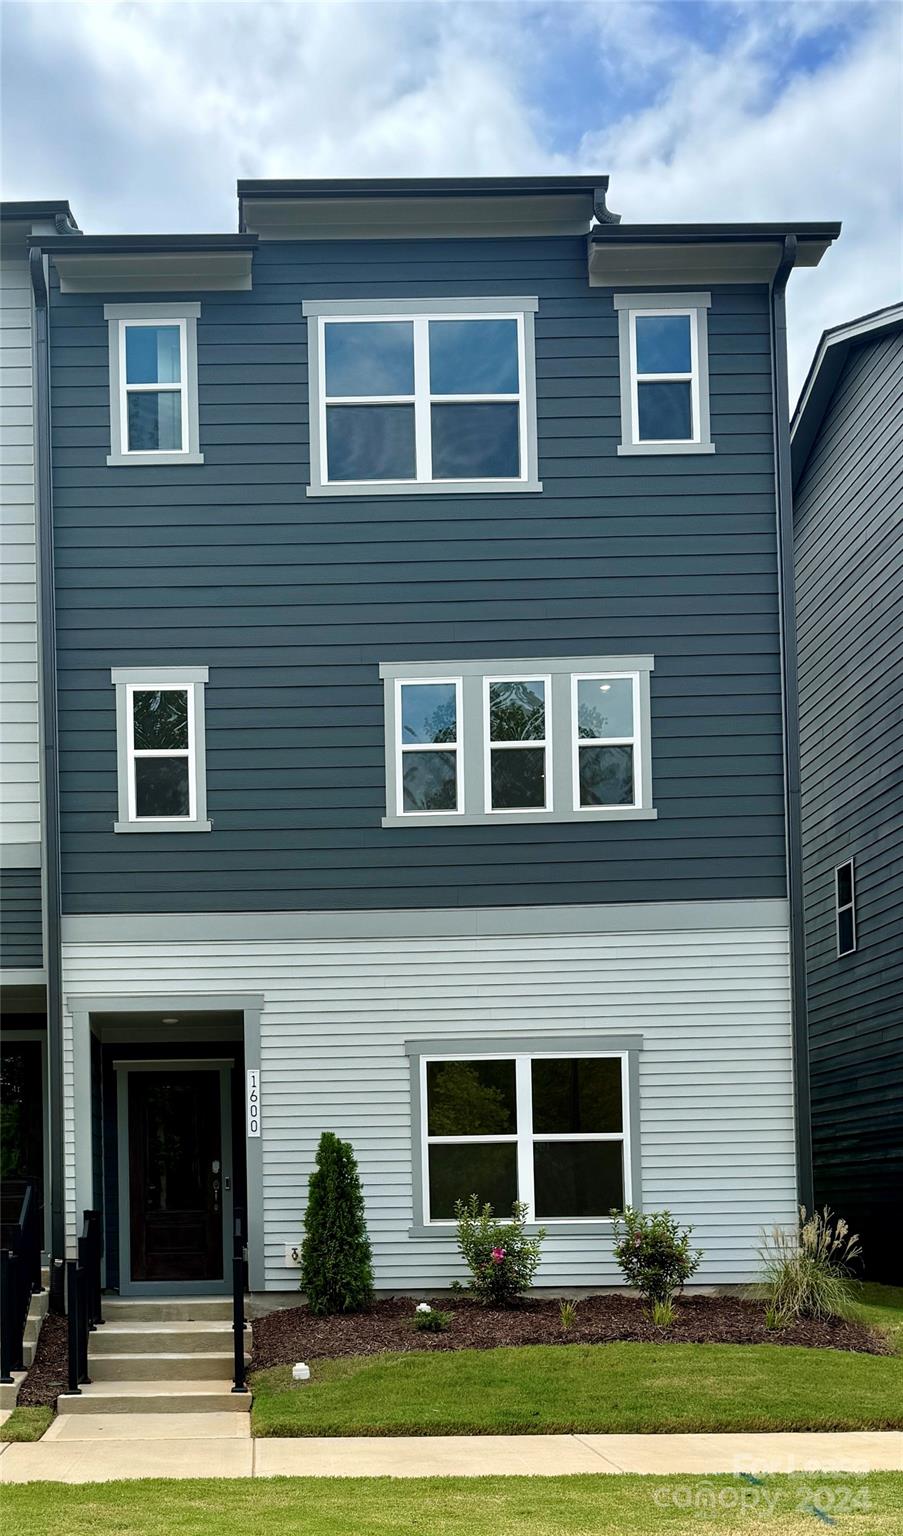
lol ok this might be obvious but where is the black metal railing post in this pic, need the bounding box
[0,1179,43,1380]
[0,1249,13,1384]
[231,1214,248,1393]
[66,1258,82,1394]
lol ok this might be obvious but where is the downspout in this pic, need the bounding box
[770,234,813,1210]
[29,247,66,1293]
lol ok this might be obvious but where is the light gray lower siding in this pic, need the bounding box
[61,902,794,1287]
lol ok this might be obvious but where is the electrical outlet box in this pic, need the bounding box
[285,1243,301,1266]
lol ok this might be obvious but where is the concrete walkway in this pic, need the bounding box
[1,1417,901,1483]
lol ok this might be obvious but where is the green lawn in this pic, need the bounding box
[250,1339,903,1438]
[0,1406,54,1442]
[3,1475,901,1536]
[853,1283,903,1352]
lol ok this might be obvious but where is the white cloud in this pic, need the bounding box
[1,0,900,393]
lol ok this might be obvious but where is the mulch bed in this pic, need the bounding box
[251,1292,890,1371]
[17,1313,69,1408]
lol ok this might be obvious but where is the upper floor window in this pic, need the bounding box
[302,298,541,495]
[111,667,211,833]
[380,655,655,827]
[614,292,714,456]
[105,303,203,467]
[835,859,857,957]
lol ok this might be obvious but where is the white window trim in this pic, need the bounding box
[394,676,463,819]
[571,671,645,812]
[111,666,211,833]
[302,297,542,496]
[105,302,204,467]
[380,655,656,827]
[613,291,714,456]
[416,1047,633,1228]
[483,673,551,815]
[835,858,857,957]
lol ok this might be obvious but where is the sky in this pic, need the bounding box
[1,0,901,397]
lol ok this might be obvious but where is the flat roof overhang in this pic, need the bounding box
[588,222,841,285]
[30,233,259,293]
[238,176,610,240]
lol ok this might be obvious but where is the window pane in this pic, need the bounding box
[579,745,634,807]
[125,325,181,385]
[838,908,855,955]
[577,677,633,740]
[836,863,853,909]
[491,748,545,810]
[489,680,544,742]
[429,319,519,395]
[428,1142,518,1221]
[133,690,188,751]
[324,321,414,397]
[127,391,182,452]
[427,1060,517,1135]
[431,402,520,479]
[326,404,415,481]
[532,1058,623,1134]
[401,683,457,744]
[637,381,692,442]
[635,313,691,375]
[134,757,190,818]
[402,750,457,812]
[533,1140,624,1218]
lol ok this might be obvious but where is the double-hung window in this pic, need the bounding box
[381,656,655,826]
[835,859,857,957]
[302,298,541,494]
[614,292,714,454]
[410,1042,636,1226]
[105,303,203,465]
[111,667,210,832]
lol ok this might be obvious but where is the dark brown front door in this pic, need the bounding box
[128,1070,223,1283]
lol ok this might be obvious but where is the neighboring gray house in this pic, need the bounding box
[6,180,842,1315]
[791,303,903,1281]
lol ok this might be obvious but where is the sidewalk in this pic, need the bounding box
[1,1416,901,1483]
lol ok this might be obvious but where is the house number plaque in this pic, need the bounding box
[246,1068,261,1137]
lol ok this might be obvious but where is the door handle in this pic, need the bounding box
[224,1175,231,1192]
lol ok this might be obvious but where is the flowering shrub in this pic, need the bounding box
[611,1207,701,1311]
[412,1302,452,1333]
[454,1196,545,1307]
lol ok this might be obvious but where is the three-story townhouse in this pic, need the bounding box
[19,178,840,1317]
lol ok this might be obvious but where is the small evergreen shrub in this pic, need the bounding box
[760,1206,861,1324]
[611,1207,702,1311]
[412,1304,452,1333]
[299,1131,374,1315]
[454,1196,545,1306]
[559,1299,578,1332]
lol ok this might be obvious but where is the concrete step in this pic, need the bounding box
[57,1380,252,1414]
[89,1352,240,1382]
[90,1322,248,1356]
[101,1297,232,1324]
[0,1371,26,1410]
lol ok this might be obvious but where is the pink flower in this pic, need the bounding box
[491,1247,506,1264]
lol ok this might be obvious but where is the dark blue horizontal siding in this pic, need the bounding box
[0,867,43,968]
[48,235,787,913]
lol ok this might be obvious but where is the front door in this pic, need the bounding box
[126,1067,230,1287]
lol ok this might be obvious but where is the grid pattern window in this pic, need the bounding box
[105,303,203,466]
[614,292,714,456]
[303,299,541,495]
[835,860,857,957]
[421,1052,630,1224]
[111,667,210,833]
[380,656,655,827]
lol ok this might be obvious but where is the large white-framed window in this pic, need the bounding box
[835,858,857,957]
[380,656,655,826]
[302,297,542,495]
[111,666,211,833]
[394,677,463,816]
[406,1038,640,1229]
[614,291,714,456]
[105,302,203,466]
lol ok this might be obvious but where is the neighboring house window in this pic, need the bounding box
[614,292,714,455]
[301,298,541,495]
[111,666,211,832]
[406,1037,641,1228]
[105,303,203,466]
[835,859,857,956]
[380,656,655,826]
